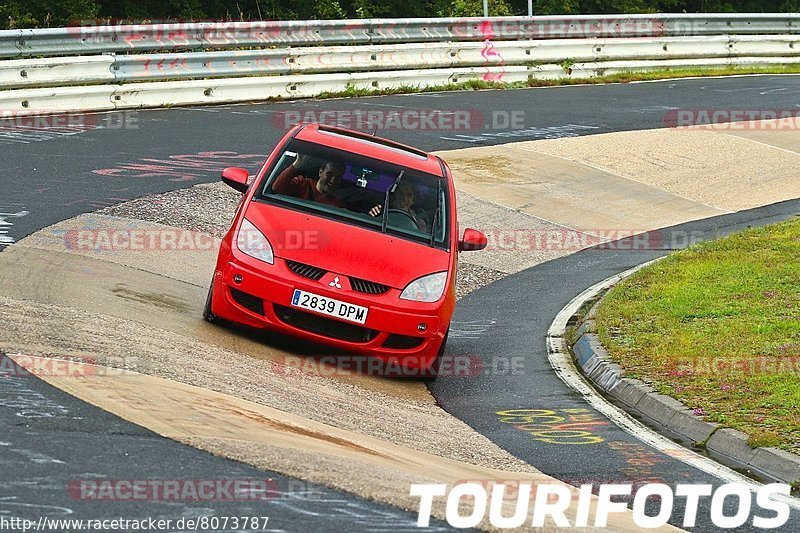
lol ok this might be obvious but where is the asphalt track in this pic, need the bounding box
[2,75,800,531]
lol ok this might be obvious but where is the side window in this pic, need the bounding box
[432,186,447,243]
[262,151,297,196]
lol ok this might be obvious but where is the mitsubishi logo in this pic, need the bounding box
[328,276,342,289]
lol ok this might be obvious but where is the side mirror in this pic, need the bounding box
[221,167,250,193]
[458,228,487,252]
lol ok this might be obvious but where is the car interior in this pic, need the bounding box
[266,150,440,237]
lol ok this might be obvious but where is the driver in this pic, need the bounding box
[273,153,346,208]
[368,182,426,231]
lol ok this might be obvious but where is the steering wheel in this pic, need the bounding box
[387,209,419,230]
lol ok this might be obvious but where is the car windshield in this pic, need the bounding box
[255,139,449,248]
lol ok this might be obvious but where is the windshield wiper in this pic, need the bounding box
[429,180,442,246]
[381,170,404,233]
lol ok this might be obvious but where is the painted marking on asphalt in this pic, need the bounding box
[497,408,607,445]
[92,151,266,182]
[546,259,800,510]
[8,448,66,465]
[0,125,93,145]
[605,440,695,487]
[181,107,226,113]
[623,105,679,113]
[699,85,780,93]
[0,496,74,516]
[439,124,600,143]
[363,102,424,111]
[268,487,452,532]
[449,319,496,339]
[0,356,73,420]
[0,210,29,249]
[407,92,448,98]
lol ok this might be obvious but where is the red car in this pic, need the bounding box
[204,123,487,377]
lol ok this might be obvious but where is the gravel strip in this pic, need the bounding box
[101,183,240,238]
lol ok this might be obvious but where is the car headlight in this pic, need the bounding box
[400,272,447,302]
[236,218,274,264]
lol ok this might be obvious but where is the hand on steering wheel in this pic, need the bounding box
[386,209,419,230]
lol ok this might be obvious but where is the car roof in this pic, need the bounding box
[294,123,446,177]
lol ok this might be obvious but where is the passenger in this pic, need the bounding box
[273,153,346,208]
[369,182,427,231]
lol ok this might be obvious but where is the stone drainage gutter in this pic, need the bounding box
[562,263,800,488]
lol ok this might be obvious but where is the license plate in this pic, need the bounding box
[291,289,368,325]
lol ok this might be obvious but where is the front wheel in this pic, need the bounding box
[422,329,449,382]
[202,282,218,323]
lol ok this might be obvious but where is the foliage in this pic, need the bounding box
[3,0,799,29]
[1,0,97,28]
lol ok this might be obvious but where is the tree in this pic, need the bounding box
[0,0,98,28]
[439,0,514,16]
[312,0,347,18]
[4,0,800,29]
[346,0,431,18]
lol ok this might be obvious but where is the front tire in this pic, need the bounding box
[422,329,449,382]
[203,282,218,323]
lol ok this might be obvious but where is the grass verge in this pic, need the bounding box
[595,217,800,454]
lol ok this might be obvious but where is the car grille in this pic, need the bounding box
[286,260,327,281]
[287,260,389,295]
[349,277,390,295]
[230,288,264,315]
[273,304,378,343]
[382,334,425,349]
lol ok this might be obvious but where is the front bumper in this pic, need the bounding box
[210,258,448,368]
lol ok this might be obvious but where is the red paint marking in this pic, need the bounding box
[478,20,495,40]
[481,39,505,82]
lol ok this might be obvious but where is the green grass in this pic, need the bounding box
[595,217,800,455]
[531,63,800,85]
[314,79,509,99]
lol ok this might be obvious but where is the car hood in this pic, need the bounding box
[244,202,450,289]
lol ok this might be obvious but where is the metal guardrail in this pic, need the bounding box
[2,56,797,115]
[1,14,800,114]
[1,14,800,59]
[2,35,799,90]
